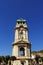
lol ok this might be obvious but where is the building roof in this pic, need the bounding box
[16,18,26,23]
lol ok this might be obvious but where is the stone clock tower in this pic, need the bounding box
[12,19,31,65]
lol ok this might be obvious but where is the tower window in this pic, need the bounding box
[18,22,19,24]
[23,22,25,24]
[20,21,22,24]
[20,47,25,56]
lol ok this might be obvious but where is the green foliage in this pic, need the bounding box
[39,50,43,53]
[0,55,10,64]
[1,56,5,62]
[0,55,16,64]
[5,55,10,60]
[41,57,43,61]
[11,56,16,61]
[35,55,40,63]
[5,55,10,64]
[0,56,2,63]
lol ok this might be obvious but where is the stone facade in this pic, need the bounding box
[32,51,43,57]
[12,19,31,65]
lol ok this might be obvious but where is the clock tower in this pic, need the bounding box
[12,19,31,65]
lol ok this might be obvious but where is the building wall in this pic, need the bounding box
[11,60,30,65]
[12,45,18,57]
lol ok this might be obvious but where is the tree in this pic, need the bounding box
[1,56,5,62]
[0,56,2,64]
[41,57,43,62]
[40,50,43,53]
[5,55,10,64]
[35,55,40,63]
[11,56,16,61]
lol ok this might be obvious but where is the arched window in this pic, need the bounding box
[20,47,25,56]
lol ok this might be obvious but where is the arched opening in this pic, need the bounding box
[21,61,24,65]
[20,47,25,56]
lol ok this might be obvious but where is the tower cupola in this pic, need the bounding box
[16,18,27,28]
[14,18,29,43]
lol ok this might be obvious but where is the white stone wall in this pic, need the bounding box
[12,45,18,57]
[15,29,18,42]
[25,47,27,56]
[25,31,28,41]
[12,60,30,65]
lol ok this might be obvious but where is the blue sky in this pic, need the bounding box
[0,0,43,56]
